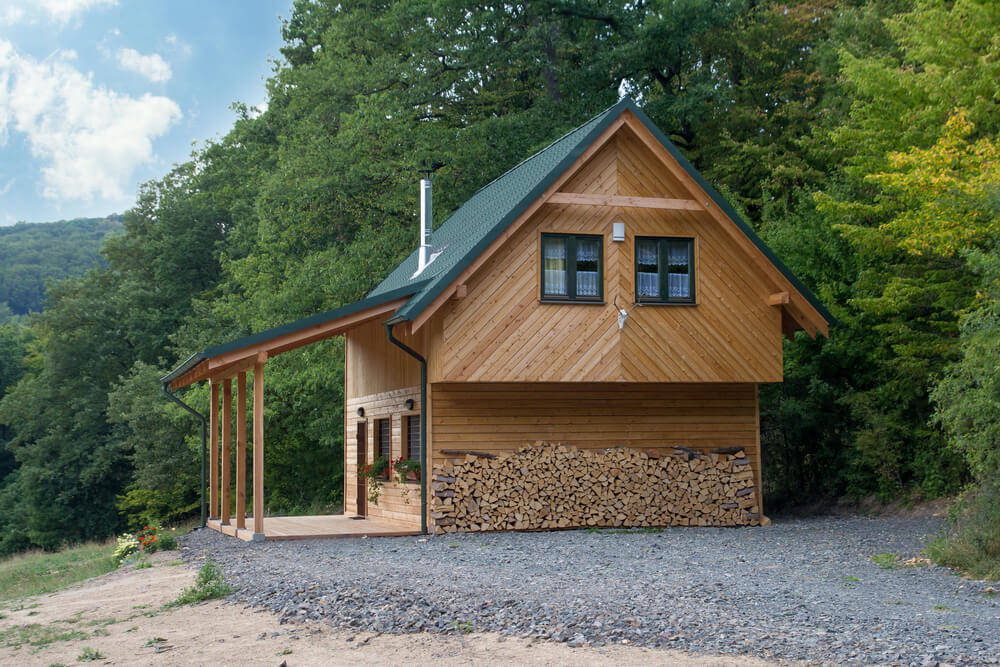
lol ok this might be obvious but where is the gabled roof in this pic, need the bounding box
[370,97,834,327]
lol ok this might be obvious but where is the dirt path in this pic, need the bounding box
[0,550,768,666]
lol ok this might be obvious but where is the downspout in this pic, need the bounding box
[162,383,208,528]
[384,321,428,535]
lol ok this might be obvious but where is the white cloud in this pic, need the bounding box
[164,33,192,58]
[35,0,117,23]
[116,47,172,83]
[0,6,25,25]
[0,40,182,202]
[0,177,14,196]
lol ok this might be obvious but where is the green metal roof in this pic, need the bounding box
[160,282,428,385]
[370,97,834,326]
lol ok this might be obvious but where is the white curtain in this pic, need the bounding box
[637,240,659,297]
[667,243,690,298]
[543,238,567,296]
[637,242,658,266]
[668,273,690,297]
[637,273,658,297]
[667,244,689,266]
[576,240,599,296]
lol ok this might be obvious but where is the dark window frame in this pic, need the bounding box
[539,233,604,303]
[634,236,696,305]
[375,417,391,478]
[404,413,421,471]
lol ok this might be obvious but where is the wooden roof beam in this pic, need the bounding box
[544,192,702,211]
[767,291,789,306]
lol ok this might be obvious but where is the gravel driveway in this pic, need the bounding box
[182,516,999,665]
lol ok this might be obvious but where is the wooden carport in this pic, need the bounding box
[160,284,424,541]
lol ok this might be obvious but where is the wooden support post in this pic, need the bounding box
[221,379,232,525]
[252,358,265,538]
[236,372,247,531]
[209,382,219,520]
[754,383,764,517]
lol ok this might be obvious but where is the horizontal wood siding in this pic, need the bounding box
[344,387,422,524]
[430,382,760,485]
[346,318,426,398]
[433,130,783,383]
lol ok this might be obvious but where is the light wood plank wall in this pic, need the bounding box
[343,387,422,524]
[430,381,760,487]
[434,129,783,384]
[344,319,428,524]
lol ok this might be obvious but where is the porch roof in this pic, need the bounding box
[161,281,427,389]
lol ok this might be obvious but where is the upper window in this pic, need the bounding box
[541,233,603,302]
[635,237,695,304]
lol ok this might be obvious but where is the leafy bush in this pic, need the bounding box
[170,558,232,605]
[926,479,1000,581]
[158,531,178,551]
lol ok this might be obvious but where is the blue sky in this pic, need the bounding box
[0,0,292,225]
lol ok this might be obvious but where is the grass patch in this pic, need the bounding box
[934,604,958,612]
[872,553,900,569]
[168,559,231,606]
[842,575,860,583]
[926,479,1000,581]
[0,541,116,602]
[0,624,89,650]
[76,646,104,661]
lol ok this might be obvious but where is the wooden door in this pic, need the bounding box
[356,421,367,517]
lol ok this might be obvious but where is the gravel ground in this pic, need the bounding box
[182,516,1000,665]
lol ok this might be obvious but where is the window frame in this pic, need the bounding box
[633,236,696,305]
[375,417,391,478]
[539,232,605,303]
[403,413,421,465]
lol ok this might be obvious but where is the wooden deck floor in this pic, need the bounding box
[205,515,420,541]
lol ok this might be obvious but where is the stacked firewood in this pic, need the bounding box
[430,442,765,533]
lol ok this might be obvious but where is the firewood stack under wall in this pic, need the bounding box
[430,442,766,534]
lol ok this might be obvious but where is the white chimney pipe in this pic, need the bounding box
[418,178,433,273]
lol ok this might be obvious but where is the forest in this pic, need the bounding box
[0,0,996,576]
[0,216,123,322]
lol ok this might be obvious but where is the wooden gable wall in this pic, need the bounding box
[428,125,784,384]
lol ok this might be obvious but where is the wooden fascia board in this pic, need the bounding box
[208,356,258,383]
[620,112,831,336]
[544,192,702,211]
[170,360,211,390]
[207,298,407,369]
[409,115,630,334]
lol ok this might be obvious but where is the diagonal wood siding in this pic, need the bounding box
[434,130,783,384]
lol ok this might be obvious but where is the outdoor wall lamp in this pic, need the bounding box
[404,399,415,410]
[357,407,365,417]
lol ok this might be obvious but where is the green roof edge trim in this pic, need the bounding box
[160,281,429,385]
[388,97,834,327]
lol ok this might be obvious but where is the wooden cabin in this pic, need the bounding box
[162,98,832,540]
